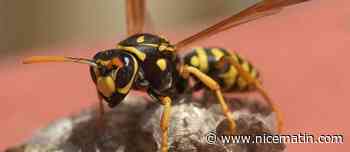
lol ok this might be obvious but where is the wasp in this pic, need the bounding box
[23,0,310,151]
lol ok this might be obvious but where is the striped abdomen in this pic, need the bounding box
[183,47,260,92]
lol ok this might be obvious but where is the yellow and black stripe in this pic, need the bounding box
[117,33,177,62]
[183,47,260,92]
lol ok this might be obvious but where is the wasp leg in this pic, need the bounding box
[180,65,236,135]
[159,96,172,152]
[221,56,284,133]
[96,90,106,133]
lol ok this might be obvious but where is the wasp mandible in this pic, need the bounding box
[23,0,311,152]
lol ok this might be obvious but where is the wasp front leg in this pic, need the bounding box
[220,56,284,133]
[95,90,106,133]
[155,96,172,152]
[180,65,237,135]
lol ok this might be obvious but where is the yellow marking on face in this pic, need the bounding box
[156,58,167,71]
[219,66,238,89]
[117,45,146,61]
[211,48,225,60]
[117,55,138,94]
[195,47,208,72]
[96,59,110,66]
[137,36,145,43]
[97,76,116,97]
[141,43,159,47]
[96,59,115,70]
[190,56,200,67]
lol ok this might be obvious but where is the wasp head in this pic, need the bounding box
[90,49,138,108]
[22,49,135,108]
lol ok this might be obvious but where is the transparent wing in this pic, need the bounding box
[144,8,156,34]
[125,0,145,36]
[175,0,310,50]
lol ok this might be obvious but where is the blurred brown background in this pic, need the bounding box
[0,0,257,56]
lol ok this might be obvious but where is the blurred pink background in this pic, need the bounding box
[0,0,348,151]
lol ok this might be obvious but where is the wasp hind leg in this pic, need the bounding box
[220,56,284,133]
[180,65,237,135]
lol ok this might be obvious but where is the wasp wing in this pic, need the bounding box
[175,0,310,50]
[125,0,146,36]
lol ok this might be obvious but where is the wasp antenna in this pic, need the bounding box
[23,56,97,67]
[23,56,66,64]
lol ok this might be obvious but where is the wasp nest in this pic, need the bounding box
[6,93,285,152]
